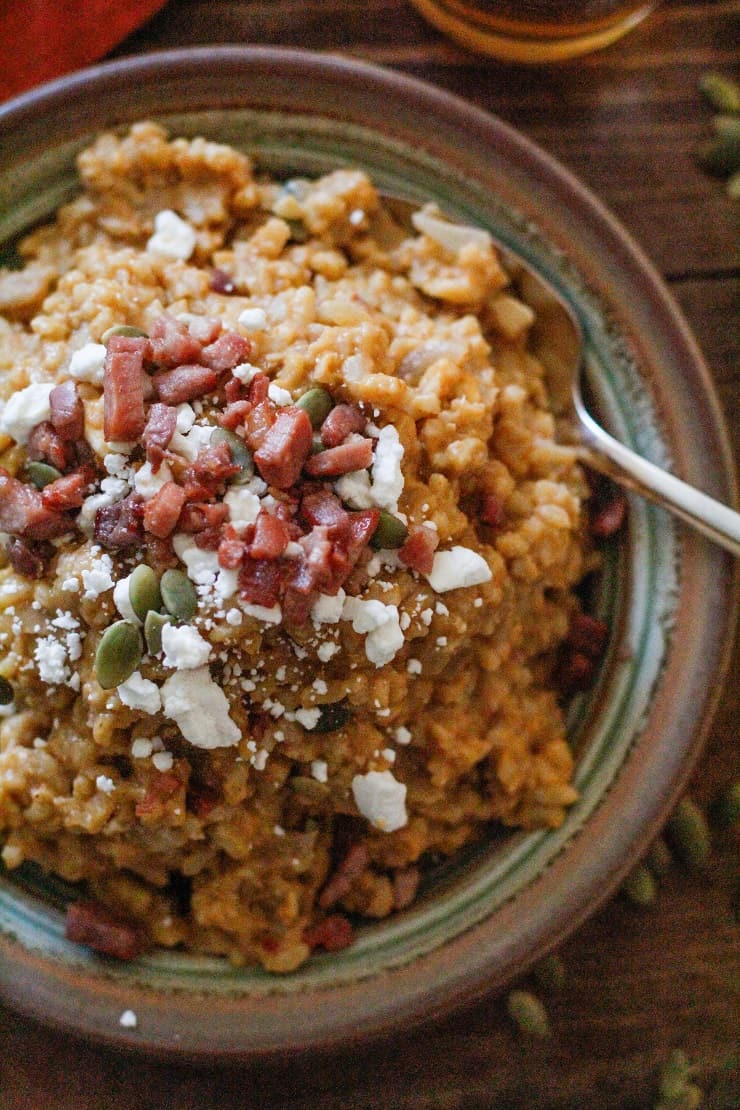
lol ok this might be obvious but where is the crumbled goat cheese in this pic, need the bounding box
[78,489,123,535]
[317,641,340,662]
[311,760,328,783]
[161,667,240,749]
[68,342,107,384]
[382,748,396,763]
[369,425,404,512]
[34,637,71,685]
[113,574,140,625]
[224,487,261,531]
[172,534,219,585]
[342,597,404,668]
[169,421,213,462]
[152,751,174,772]
[81,554,115,600]
[175,403,196,433]
[241,602,282,624]
[312,589,346,624]
[0,383,54,445]
[407,659,422,675]
[267,383,292,406]
[117,672,162,715]
[225,608,243,627]
[134,459,173,499]
[238,307,268,331]
[335,469,373,509]
[352,770,408,832]
[146,209,197,261]
[395,726,412,745]
[214,567,239,600]
[119,1010,138,1030]
[231,362,262,385]
[161,623,211,669]
[251,749,269,771]
[425,546,492,593]
[96,775,115,795]
[132,738,154,759]
[294,707,321,730]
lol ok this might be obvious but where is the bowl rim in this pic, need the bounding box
[0,45,736,1060]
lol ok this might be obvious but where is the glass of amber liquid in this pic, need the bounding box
[408,0,659,62]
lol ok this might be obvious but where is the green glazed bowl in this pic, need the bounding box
[0,47,735,1059]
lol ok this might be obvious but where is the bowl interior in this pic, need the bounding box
[0,49,733,1054]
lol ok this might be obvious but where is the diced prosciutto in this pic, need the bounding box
[143,481,186,539]
[566,612,609,659]
[193,526,223,550]
[287,526,333,596]
[238,556,286,608]
[40,470,92,512]
[148,312,202,368]
[5,536,54,579]
[93,493,144,550]
[224,376,244,404]
[210,268,236,295]
[302,914,354,953]
[135,771,182,818]
[142,403,177,469]
[219,399,251,431]
[178,501,229,534]
[303,438,373,478]
[591,493,628,539]
[248,374,270,405]
[218,529,247,569]
[243,398,277,452]
[320,403,366,447]
[152,363,222,405]
[199,331,252,372]
[103,335,147,442]
[300,489,349,533]
[182,442,239,500]
[254,407,313,489]
[49,380,84,441]
[0,469,69,540]
[398,525,439,575]
[319,843,369,910]
[248,511,290,560]
[479,492,505,528]
[26,421,69,471]
[65,900,146,961]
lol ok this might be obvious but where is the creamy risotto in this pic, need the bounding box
[0,123,597,970]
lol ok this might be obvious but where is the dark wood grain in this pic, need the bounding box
[1,3,738,1107]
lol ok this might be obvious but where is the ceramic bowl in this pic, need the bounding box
[0,47,735,1059]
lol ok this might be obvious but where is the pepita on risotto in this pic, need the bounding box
[0,123,597,971]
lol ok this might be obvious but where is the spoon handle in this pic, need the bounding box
[574,400,740,557]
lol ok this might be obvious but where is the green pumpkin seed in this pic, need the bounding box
[26,461,62,489]
[101,324,149,343]
[289,776,330,801]
[128,565,162,623]
[506,990,550,1038]
[622,864,656,906]
[658,1049,693,1101]
[371,510,409,550]
[144,610,172,656]
[95,621,143,690]
[646,836,672,879]
[710,781,740,829]
[699,72,740,114]
[532,953,566,992]
[160,569,197,622]
[313,700,352,734]
[696,135,740,177]
[0,676,14,705]
[210,427,254,483]
[667,796,711,870]
[296,387,333,429]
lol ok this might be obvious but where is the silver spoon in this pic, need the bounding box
[381,196,740,557]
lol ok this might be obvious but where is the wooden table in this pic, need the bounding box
[1,2,737,1106]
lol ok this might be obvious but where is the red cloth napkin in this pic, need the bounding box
[0,0,168,102]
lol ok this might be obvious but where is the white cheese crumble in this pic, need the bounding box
[0,383,54,445]
[370,425,404,512]
[161,623,211,669]
[132,738,154,759]
[395,726,412,745]
[169,421,213,462]
[425,546,492,593]
[294,707,321,730]
[317,641,340,662]
[342,597,404,668]
[232,362,262,385]
[95,774,115,795]
[81,553,115,600]
[68,342,107,384]
[146,209,197,261]
[351,770,408,832]
[312,589,346,624]
[311,760,328,782]
[152,751,174,772]
[267,383,292,406]
[407,659,422,675]
[161,667,240,749]
[119,1010,138,1030]
[34,637,71,685]
[241,602,282,624]
[175,403,196,433]
[335,469,373,509]
[238,307,268,331]
[117,672,161,715]
[172,534,219,585]
[134,459,173,500]
[224,487,261,531]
